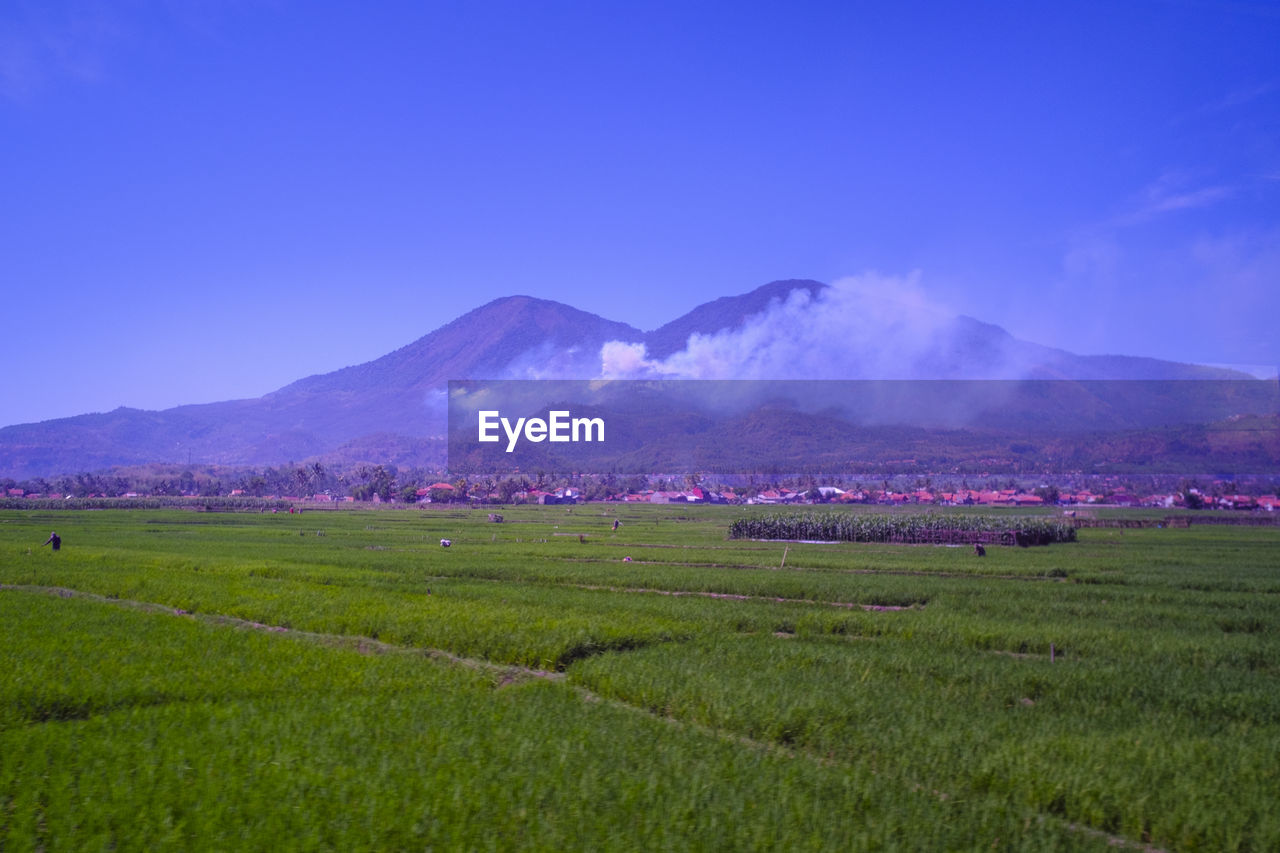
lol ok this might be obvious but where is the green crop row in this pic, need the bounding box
[730,511,1078,545]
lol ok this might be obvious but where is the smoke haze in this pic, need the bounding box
[596,273,1024,381]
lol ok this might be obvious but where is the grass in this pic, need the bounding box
[2,504,1278,850]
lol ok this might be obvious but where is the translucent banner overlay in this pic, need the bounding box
[447,379,1280,476]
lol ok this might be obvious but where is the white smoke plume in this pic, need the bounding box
[599,272,1020,380]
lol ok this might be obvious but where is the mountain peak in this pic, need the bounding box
[645,279,827,358]
[275,293,642,398]
[458,294,637,338]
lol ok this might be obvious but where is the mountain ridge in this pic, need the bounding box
[0,280,1258,479]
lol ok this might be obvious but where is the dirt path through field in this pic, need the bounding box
[0,583,562,687]
[564,582,922,610]
[555,556,1073,582]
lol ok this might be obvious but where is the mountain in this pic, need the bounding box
[0,281,1262,480]
[0,296,641,479]
[646,280,1245,380]
[278,295,642,398]
[945,315,1248,381]
[644,279,826,358]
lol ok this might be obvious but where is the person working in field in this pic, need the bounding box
[42,531,61,551]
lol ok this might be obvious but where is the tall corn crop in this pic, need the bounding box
[728,512,1076,546]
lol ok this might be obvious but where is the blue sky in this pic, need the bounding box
[3,0,1278,428]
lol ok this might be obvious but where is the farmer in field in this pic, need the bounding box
[42,531,61,551]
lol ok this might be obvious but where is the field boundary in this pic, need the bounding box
[0,583,563,687]
[1072,514,1280,528]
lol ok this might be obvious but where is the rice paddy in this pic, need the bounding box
[1,504,1277,850]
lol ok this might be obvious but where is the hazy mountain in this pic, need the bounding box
[644,280,1246,381]
[0,280,1260,480]
[0,296,640,479]
[644,279,826,359]
[447,379,1280,476]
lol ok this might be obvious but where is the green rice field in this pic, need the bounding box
[2,504,1277,850]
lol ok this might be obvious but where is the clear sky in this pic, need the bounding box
[3,0,1278,428]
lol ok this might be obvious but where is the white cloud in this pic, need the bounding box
[1114,173,1235,227]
